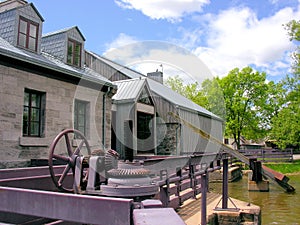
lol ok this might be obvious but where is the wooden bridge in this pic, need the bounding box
[169,112,296,193]
[238,148,293,162]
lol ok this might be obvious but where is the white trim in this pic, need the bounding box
[136,102,154,114]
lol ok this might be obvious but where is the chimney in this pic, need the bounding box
[0,0,27,13]
[147,71,163,84]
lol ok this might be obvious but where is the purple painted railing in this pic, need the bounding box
[0,154,224,225]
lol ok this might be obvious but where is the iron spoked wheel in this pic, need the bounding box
[48,129,91,192]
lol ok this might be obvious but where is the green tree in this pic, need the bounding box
[270,103,299,149]
[165,75,186,96]
[269,70,300,150]
[218,67,269,149]
[269,20,300,149]
[285,20,300,76]
[261,81,285,131]
[165,75,208,108]
[201,77,226,119]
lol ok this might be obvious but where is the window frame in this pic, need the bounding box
[23,89,45,137]
[17,16,39,52]
[67,38,82,67]
[74,99,89,137]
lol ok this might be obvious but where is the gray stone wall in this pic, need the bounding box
[0,64,112,168]
[157,123,180,155]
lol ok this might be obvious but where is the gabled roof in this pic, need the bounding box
[112,77,148,103]
[89,52,222,121]
[28,2,44,22]
[43,26,86,41]
[0,36,114,88]
[0,1,44,21]
[147,78,220,120]
[87,51,143,79]
[0,0,44,22]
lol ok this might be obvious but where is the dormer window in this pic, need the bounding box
[18,16,39,52]
[67,38,82,67]
[42,26,85,67]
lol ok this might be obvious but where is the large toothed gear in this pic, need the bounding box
[101,157,158,198]
[107,168,151,178]
[104,149,119,172]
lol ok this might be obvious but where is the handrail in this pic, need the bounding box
[168,112,295,192]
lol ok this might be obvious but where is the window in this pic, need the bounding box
[18,17,39,52]
[224,138,229,144]
[67,39,82,67]
[74,100,89,137]
[23,89,45,137]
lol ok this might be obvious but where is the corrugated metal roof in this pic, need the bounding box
[87,51,143,79]
[147,78,220,119]
[0,37,114,88]
[91,52,221,120]
[112,77,146,103]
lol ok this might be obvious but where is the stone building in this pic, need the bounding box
[0,0,224,168]
[0,0,116,168]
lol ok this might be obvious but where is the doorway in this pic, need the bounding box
[137,111,154,155]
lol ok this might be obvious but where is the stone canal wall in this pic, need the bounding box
[208,196,261,225]
[210,165,242,182]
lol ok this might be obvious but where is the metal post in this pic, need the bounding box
[176,167,182,205]
[222,158,228,209]
[189,163,194,187]
[201,173,207,225]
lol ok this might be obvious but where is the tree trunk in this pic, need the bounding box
[237,130,241,150]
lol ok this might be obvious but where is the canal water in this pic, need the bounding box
[210,174,300,225]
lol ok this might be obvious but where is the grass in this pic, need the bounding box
[263,160,300,174]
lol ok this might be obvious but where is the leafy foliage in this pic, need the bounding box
[201,78,226,119]
[269,20,300,149]
[218,67,269,148]
[284,20,300,76]
[165,20,300,150]
[165,75,209,109]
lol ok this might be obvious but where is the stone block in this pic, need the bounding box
[248,180,269,192]
[248,171,269,192]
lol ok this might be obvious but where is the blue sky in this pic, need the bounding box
[30,0,299,83]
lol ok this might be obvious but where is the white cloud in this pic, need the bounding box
[104,33,138,51]
[193,6,298,77]
[115,0,210,22]
[103,33,141,61]
[104,40,214,83]
[105,2,300,80]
